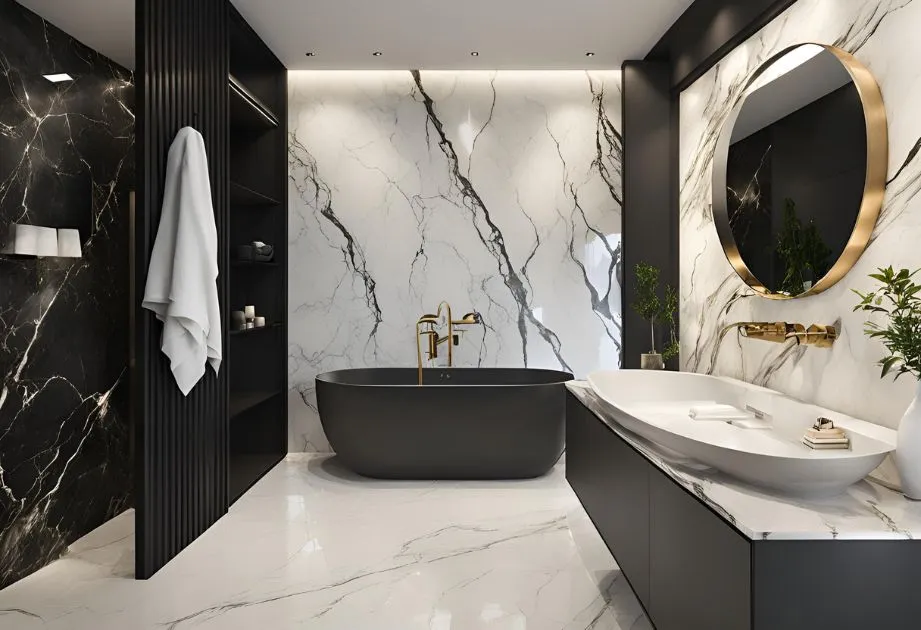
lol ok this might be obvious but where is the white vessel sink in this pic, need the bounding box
[587,371,896,498]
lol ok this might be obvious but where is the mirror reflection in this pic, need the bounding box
[721,45,869,297]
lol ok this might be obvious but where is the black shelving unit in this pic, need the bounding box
[229,322,283,336]
[229,390,283,418]
[231,260,279,268]
[230,181,281,206]
[227,8,288,503]
[230,75,279,130]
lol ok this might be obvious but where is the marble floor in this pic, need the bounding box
[0,454,650,629]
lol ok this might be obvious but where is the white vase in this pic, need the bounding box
[897,381,921,500]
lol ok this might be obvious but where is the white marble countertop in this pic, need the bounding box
[567,381,921,541]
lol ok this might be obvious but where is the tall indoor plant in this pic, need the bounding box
[854,267,921,498]
[632,263,679,370]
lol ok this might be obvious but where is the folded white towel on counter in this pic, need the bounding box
[689,403,754,421]
[729,418,772,429]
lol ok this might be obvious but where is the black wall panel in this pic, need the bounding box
[134,0,229,579]
[0,0,134,589]
[621,0,798,367]
[647,0,798,91]
[621,62,677,369]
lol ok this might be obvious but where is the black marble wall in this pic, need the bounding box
[0,0,134,589]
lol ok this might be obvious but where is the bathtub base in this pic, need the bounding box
[316,368,573,480]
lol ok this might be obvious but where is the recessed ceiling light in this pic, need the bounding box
[470,51,480,57]
[585,52,596,57]
[372,51,383,57]
[305,52,316,57]
[43,73,73,83]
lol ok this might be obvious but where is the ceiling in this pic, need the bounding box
[16,0,696,71]
[233,0,696,70]
[17,0,135,69]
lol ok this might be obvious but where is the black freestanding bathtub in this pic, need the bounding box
[316,368,573,479]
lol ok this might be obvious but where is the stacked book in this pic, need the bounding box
[802,426,850,450]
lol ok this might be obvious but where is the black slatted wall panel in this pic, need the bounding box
[134,0,229,579]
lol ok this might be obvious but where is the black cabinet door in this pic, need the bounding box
[649,469,751,630]
[753,540,921,630]
[566,394,651,607]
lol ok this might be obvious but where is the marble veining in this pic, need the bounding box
[288,71,623,452]
[679,0,921,458]
[0,454,651,629]
[569,382,921,540]
[0,0,134,590]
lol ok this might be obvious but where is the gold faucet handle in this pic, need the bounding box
[418,330,438,359]
[735,321,837,348]
[451,312,482,326]
[803,324,837,348]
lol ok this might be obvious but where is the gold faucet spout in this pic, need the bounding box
[739,321,790,343]
[416,303,484,384]
[725,321,837,348]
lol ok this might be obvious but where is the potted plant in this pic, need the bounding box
[854,267,921,499]
[632,262,679,370]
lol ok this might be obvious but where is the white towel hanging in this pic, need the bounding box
[142,127,222,396]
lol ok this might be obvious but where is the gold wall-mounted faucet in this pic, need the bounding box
[724,322,837,348]
[416,302,482,384]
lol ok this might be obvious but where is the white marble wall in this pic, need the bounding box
[680,0,921,442]
[289,71,623,451]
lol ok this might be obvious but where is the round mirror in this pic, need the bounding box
[712,44,888,299]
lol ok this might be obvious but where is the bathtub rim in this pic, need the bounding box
[315,367,575,388]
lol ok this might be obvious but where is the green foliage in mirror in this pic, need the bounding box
[776,199,832,296]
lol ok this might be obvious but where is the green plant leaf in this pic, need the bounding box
[857,267,921,382]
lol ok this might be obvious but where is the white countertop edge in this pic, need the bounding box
[566,381,921,542]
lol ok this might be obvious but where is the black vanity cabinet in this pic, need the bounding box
[566,392,921,630]
[647,468,750,629]
[566,392,651,604]
[567,394,748,629]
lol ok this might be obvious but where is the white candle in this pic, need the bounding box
[35,227,58,257]
[11,224,39,255]
[244,305,256,320]
[57,229,83,258]
[254,316,266,328]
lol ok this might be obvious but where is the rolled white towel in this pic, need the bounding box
[689,403,755,421]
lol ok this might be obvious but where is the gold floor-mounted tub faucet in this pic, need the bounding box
[416,302,482,385]
[724,322,838,348]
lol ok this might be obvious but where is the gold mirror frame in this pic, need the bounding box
[711,44,888,300]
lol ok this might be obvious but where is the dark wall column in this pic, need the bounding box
[621,62,676,369]
[620,0,796,369]
[647,0,798,90]
[134,0,230,579]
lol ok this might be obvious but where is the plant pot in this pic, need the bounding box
[897,381,921,500]
[641,353,665,370]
